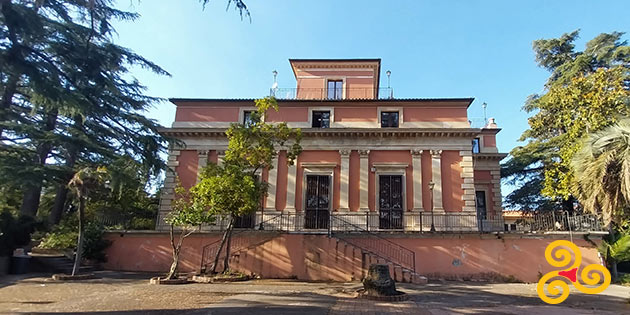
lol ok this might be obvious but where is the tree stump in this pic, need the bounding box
[362,264,398,296]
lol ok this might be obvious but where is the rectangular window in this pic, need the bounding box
[475,190,487,220]
[243,110,254,127]
[327,80,343,100]
[510,224,517,231]
[311,111,330,128]
[472,138,480,153]
[380,111,399,128]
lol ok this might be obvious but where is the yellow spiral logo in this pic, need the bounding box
[536,240,611,304]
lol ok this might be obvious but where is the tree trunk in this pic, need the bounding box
[223,218,235,273]
[20,109,59,217]
[49,120,79,225]
[612,261,619,282]
[166,225,180,280]
[49,185,69,225]
[211,218,232,274]
[71,194,85,276]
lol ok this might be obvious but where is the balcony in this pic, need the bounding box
[270,87,394,100]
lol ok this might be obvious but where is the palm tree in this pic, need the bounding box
[67,167,107,276]
[573,118,630,281]
[572,118,630,225]
[599,230,630,281]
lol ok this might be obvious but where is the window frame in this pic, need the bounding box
[311,110,331,128]
[380,111,400,128]
[377,107,403,128]
[326,79,344,100]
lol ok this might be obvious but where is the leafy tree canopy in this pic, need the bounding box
[503,30,630,210]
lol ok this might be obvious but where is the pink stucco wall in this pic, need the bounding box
[483,135,497,147]
[266,107,309,122]
[441,151,464,212]
[404,107,469,122]
[175,107,239,122]
[176,150,198,189]
[103,232,602,283]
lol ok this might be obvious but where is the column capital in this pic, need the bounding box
[216,150,226,156]
[411,149,423,156]
[197,150,209,157]
[339,149,351,156]
[358,149,370,156]
[430,149,442,158]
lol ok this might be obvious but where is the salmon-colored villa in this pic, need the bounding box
[158,59,505,231]
[102,59,604,284]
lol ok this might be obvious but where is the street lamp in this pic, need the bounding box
[429,181,436,232]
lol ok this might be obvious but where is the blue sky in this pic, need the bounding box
[114,0,630,157]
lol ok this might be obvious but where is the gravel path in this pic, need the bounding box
[1,271,629,314]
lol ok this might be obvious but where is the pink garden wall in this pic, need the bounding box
[103,232,602,283]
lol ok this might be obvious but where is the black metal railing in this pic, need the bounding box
[194,211,606,235]
[330,215,416,272]
[529,211,604,232]
[270,87,394,100]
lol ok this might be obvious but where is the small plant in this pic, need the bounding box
[163,180,215,280]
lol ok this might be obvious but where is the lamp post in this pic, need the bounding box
[429,181,436,232]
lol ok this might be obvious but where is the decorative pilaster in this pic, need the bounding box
[265,155,279,211]
[196,150,208,183]
[339,149,351,211]
[359,150,370,211]
[430,150,444,212]
[411,149,424,212]
[285,153,297,213]
[491,168,502,215]
[157,149,181,230]
[460,150,476,211]
[216,150,226,166]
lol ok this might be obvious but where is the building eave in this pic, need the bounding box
[159,127,483,138]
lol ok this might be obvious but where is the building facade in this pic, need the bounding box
[157,59,506,232]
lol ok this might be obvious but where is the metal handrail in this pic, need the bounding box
[329,215,416,272]
[199,213,283,273]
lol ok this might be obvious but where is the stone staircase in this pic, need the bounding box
[30,249,99,274]
[333,236,427,284]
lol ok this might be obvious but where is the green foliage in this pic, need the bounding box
[37,218,78,251]
[165,180,215,229]
[573,119,630,224]
[0,210,40,256]
[38,218,111,262]
[194,97,302,220]
[503,30,630,209]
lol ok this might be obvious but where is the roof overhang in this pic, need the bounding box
[159,127,483,138]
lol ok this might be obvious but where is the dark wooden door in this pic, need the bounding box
[379,175,403,229]
[304,175,330,229]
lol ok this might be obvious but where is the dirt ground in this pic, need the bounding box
[0,271,629,314]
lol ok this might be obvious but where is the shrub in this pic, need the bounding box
[38,219,112,262]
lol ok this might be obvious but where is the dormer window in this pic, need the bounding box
[312,111,330,128]
[327,80,343,100]
[380,111,399,128]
